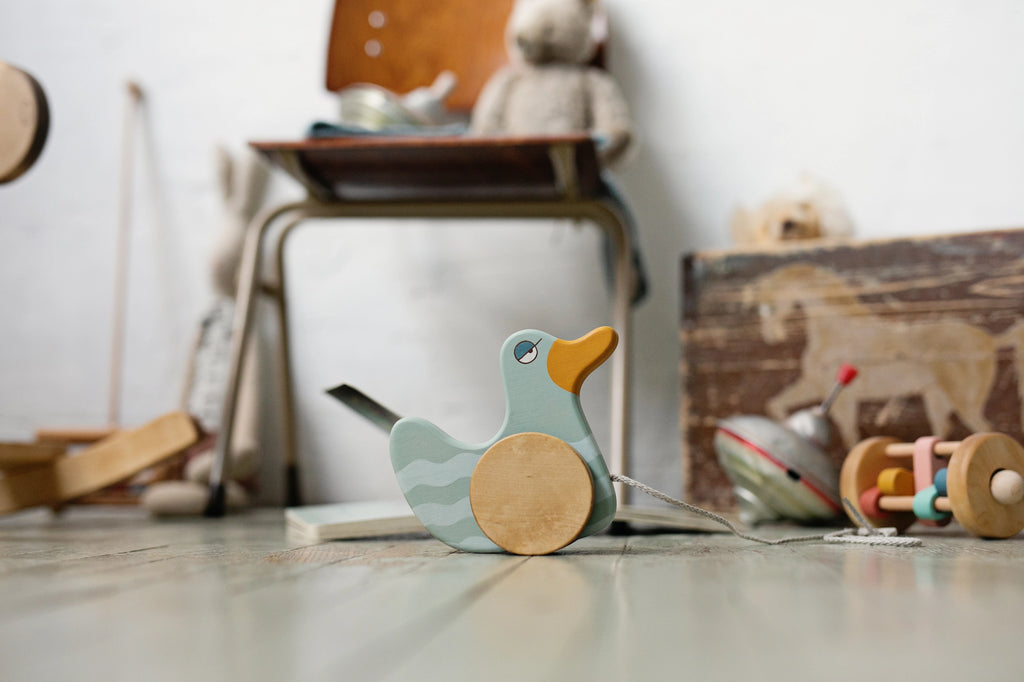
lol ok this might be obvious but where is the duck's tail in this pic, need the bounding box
[326,384,402,433]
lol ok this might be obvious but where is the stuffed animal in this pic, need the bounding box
[731,176,855,247]
[141,147,268,515]
[470,0,633,167]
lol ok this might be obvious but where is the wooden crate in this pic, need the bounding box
[680,229,1024,509]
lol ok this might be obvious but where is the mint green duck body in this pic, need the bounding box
[389,327,618,552]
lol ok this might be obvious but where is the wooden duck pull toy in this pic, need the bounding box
[329,327,619,555]
[840,432,1024,538]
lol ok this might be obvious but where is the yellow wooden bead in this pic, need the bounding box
[877,467,915,496]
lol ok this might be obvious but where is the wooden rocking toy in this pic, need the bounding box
[0,413,201,514]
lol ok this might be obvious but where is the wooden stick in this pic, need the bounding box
[879,495,952,513]
[108,80,144,427]
[885,441,959,458]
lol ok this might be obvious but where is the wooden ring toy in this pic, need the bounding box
[470,432,594,555]
[840,436,916,531]
[0,62,49,183]
[946,433,1024,538]
[844,432,1024,538]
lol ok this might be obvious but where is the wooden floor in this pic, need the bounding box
[1,507,1022,681]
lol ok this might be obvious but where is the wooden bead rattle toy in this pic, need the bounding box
[328,327,619,555]
[840,433,1024,538]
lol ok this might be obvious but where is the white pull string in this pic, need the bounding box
[611,474,922,547]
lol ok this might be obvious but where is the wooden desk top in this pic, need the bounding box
[250,134,603,202]
[2,506,1021,680]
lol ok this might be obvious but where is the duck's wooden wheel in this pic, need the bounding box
[840,436,916,531]
[470,432,593,555]
[947,433,1024,538]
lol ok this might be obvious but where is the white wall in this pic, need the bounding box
[2,1,1022,506]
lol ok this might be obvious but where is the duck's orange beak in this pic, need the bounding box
[547,327,618,395]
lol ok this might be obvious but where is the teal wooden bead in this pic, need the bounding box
[934,468,948,497]
[913,485,951,522]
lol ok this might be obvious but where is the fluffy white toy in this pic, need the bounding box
[732,176,855,246]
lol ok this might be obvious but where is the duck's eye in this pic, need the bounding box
[514,339,541,364]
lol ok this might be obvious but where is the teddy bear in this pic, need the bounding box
[470,0,633,167]
[731,176,855,247]
[141,147,268,515]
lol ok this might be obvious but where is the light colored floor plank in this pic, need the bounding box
[1,508,1022,681]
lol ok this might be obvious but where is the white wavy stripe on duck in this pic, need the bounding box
[394,451,481,489]
[401,478,471,506]
[412,496,478,529]
[411,501,501,552]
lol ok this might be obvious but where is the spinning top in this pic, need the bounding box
[714,364,858,525]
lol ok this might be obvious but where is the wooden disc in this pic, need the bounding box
[470,432,593,555]
[0,62,49,183]
[840,436,916,531]
[947,433,1024,538]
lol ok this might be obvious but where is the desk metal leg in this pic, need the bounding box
[204,200,315,517]
[270,215,311,507]
[590,202,633,504]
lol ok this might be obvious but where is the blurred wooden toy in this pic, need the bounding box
[0,75,205,510]
[329,327,619,555]
[0,413,200,514]
[841,432,1024,538]
[0,61,49,183]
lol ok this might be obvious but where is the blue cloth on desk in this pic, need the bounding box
[308,121,469,137]
[306,122,649,305]
[598,179,648,305]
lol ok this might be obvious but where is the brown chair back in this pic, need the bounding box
[325,0,515,113]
